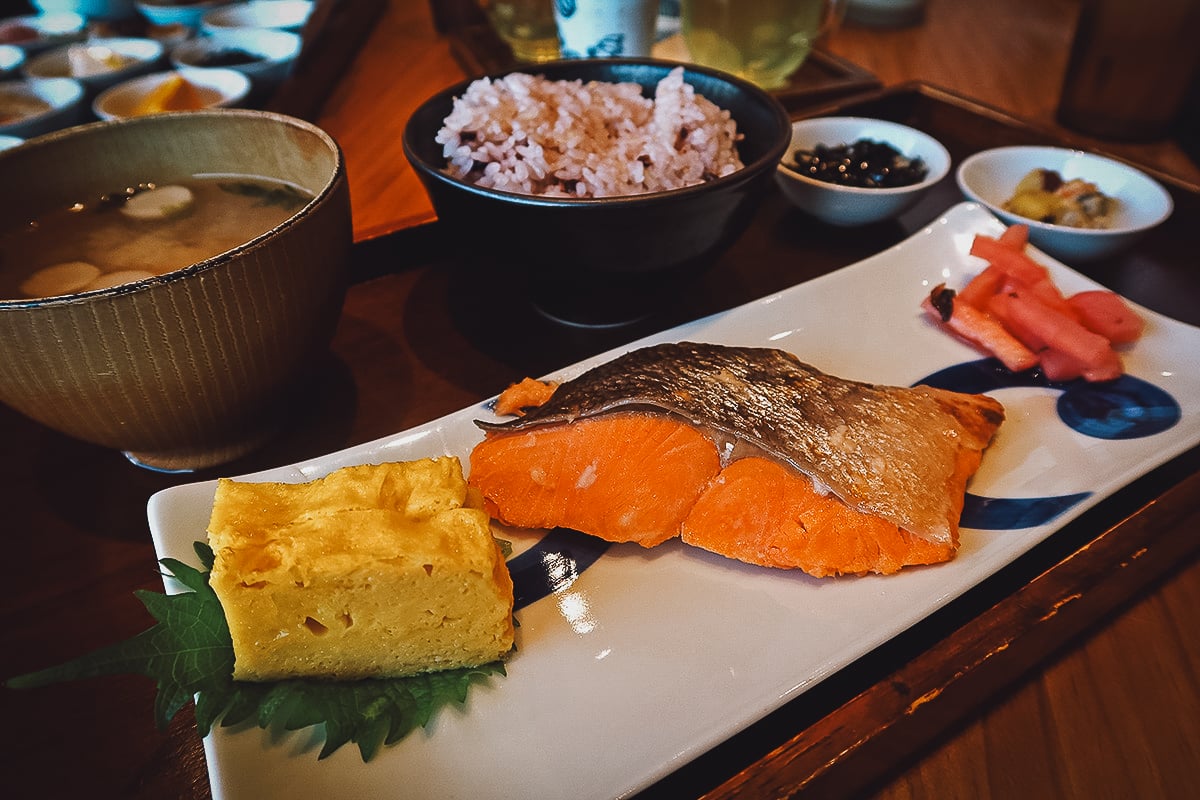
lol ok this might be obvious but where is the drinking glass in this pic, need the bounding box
[484,0,561,63]
[680,0,846,90]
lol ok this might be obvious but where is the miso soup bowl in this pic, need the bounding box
[0,110,352,472]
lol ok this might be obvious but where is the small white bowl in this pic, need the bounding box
[136,0,231,30]
[0,134,24,151]
[0,77,86,137]
[775,116,951,227]
[170,27,300,87]
[23,37,165,94]
[0,12,87,54]
[201,0,314,34]
[92,67,251,120]
[956,145,1174,262]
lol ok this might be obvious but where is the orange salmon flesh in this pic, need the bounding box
[470,412,976,577]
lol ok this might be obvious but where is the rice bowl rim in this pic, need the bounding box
[402,57,792,208]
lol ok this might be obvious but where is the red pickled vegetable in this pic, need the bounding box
[1036,347,1084,382]
[956,264,1005,309]
[986,290,1047,352]
[923,223,1143,382]
[970,234,1049,285]
[1006,275,1078,320]
[922,291,1039,373]
[1068,290,1145,344]
[997,223,1029,251]
[1038,346,1123,383]
[995,288,1115,369]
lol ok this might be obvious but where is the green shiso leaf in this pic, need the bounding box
[4,541,506,762]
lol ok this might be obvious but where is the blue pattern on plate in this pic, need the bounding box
[917,358,1181,529]
[509,527,610,611]
[960,492,1092,530]
[919,357,1181,440]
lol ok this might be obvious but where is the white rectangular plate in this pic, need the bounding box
[148,202,1200,800]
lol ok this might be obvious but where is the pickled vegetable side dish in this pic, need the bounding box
[1002,168,1117,228]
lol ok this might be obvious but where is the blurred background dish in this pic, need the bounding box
[0,134,24,150]
[31,0,137,22]
[0,42,25,77]
[0,12,87,53]
[135,0,232,31]
[201,0,314,34]
[403,58,791,327]
[775,115,950,226]
[0,108,351,472]
[0,76,86,137]
[170,26,299,97]
[679,0,847,89]
[92,66,250,119]
[23,36,165,97]
[956,145,1174,263]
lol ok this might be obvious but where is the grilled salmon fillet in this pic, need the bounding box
[470,342,1004,576]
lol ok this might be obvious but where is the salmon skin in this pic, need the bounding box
[476,342,1004,546]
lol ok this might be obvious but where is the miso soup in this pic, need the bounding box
[0,175,313,300]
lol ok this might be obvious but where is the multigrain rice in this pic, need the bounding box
[435,67,744,198]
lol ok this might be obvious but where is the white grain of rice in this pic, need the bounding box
[435,67,743,198]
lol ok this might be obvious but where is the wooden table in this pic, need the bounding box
[2,1,1198,798]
